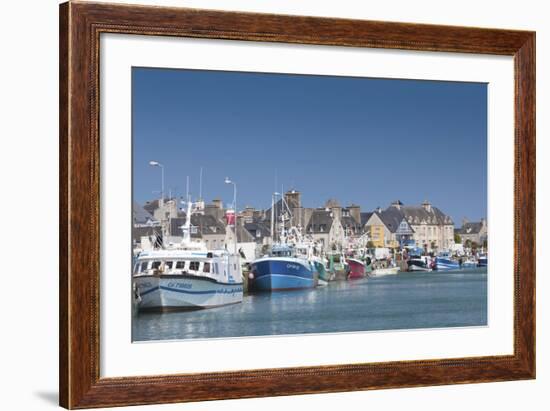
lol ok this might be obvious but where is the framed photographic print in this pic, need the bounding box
[59,1,535,408]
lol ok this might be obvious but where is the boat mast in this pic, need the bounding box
[181,198,193,245]
[271,192,275,242]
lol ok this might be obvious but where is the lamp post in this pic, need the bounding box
[149,161,164,202]
[225,177,237,257]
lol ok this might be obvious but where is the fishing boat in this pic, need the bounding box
[249,199,317,292]
[311,255,332,282]
[249,244,317,291]
[291,231,333,282]
[133,200,243,311]
[460,257,478,269]
[371,266,400,276]
[370,249,397,276]
[435,252,460,271]
[477,254,488,267]
[328,253,348,280]
[408,256,433,272]
[347,258,366,279]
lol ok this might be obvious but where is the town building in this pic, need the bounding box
[364,200,454,251]
[456,218,488,247]
[135,193,458,256]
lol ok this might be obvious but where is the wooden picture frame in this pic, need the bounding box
[59,1,535,408]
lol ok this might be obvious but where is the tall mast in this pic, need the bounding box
[199,167,203,200]
[270,193,275,241]
[181,199,193,245]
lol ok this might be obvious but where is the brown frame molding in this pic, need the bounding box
[59,1,535,408]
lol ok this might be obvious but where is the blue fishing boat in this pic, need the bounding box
[461,259,478,269]
[477,254,488,267]
[435,257,460,271]
[249,244,317,291]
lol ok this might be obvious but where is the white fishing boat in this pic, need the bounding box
[371,266,400,276]
[133,200,243,311]
[407,255,433,272]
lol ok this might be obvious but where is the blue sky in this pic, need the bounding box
[132,67,487,224]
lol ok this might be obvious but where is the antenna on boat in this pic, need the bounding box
[199,167,203,200]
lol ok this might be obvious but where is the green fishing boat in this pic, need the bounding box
[328,253,348,281]
[312,256,332,282]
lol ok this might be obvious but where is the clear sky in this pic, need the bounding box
[132,67,487,224]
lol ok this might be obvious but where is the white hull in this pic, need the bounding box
[134,275,243,310]
[408,264,432,272]
[372,267,400,276]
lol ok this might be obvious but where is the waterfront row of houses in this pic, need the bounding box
[133,189,487,259]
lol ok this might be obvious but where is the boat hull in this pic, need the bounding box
[372,266,400,276]
[435,257,460,271]
[313,260,332,282]
[409,265,432,272]
[250,258,316,291]
[347,259,366,279]
[134,274,243,311]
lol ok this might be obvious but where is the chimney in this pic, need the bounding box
[348,204,361,223]
[421,200,432,212]
[284,190,301,209]
[212,198,223,209]
[391,200,403,210]
[462,217,469,227]
[325,199,342,220]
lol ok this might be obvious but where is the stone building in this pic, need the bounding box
[364,200,454,251]
[456,218,488,246]
[305,208,345,251]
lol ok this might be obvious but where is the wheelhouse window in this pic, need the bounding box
[140,261,148,273]
[175,261,186,270]
[203,262,211,273]
[151,261,162,270]
[189,261,200,271]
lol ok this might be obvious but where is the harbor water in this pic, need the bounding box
[132,268,487,342]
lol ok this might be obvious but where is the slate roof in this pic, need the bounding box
[244,220,271,242]
[264,198,292,226]
[360,212,373,226]
[133,201,156,225]
[377,207,408,233]
[340,215,362,233]
[457,222,483,235]
[169,214,226,238]
[132,225,160,241]
[234,224,255,243]
[143,198,175,215]
[365,202,453,233]
[400,205,454,226]
[306,209,335,234]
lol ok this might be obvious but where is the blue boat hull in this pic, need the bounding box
[250,258,316,291]
[435,257,460,271]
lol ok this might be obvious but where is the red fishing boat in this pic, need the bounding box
[346,258,366,279]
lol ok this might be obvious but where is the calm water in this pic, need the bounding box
[132,268,487,342]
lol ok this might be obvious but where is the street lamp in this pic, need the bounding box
[225,177,237,257]
[149,161,164,202]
